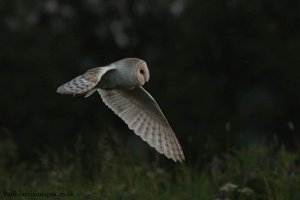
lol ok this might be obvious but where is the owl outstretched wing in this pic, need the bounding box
[57,66,116,97]
[97,87,185,162]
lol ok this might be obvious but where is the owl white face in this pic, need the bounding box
[135,60,150,86]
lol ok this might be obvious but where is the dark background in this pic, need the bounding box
[1,0,300,165]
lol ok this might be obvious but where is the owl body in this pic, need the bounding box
[57,58,185,162]
[98,68,135,89]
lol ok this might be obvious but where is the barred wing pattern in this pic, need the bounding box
[56,66,116,96]
[97,87,185,162]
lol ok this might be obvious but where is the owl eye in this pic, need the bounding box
[140,69,144,74]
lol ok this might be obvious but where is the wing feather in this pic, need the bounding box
[163,125,173,159]
[139,112,151,142]
[153,122,159,148]
[158,122,164,154]
[145,113,154,147]
[97,87,185,162]
[128,109,142,127]
[127,107,141,127]
[56,66,116,96]
[133,112,146,134]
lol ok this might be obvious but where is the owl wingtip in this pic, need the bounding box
[56,86,64,94]
[171,153,185,163]
[175,157,185,163]
[56,85,69,94]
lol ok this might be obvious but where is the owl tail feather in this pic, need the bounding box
[84,88,97,98]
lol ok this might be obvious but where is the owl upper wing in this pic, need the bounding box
[56,66,116,96]
[97,87,185,162]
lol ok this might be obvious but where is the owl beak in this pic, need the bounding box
[137,60,150,83]
[145,72,150,82]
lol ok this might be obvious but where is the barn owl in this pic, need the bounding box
[57,58,185,162]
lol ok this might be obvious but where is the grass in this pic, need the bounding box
[0,135,299,200]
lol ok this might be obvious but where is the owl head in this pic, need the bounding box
[111,58,150,87]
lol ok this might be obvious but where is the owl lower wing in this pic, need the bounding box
[97,87,185,162]
[57,66,116,96]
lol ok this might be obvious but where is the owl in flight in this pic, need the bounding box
[57,58,185,162]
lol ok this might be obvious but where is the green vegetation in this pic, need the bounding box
[1,136,299,200]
